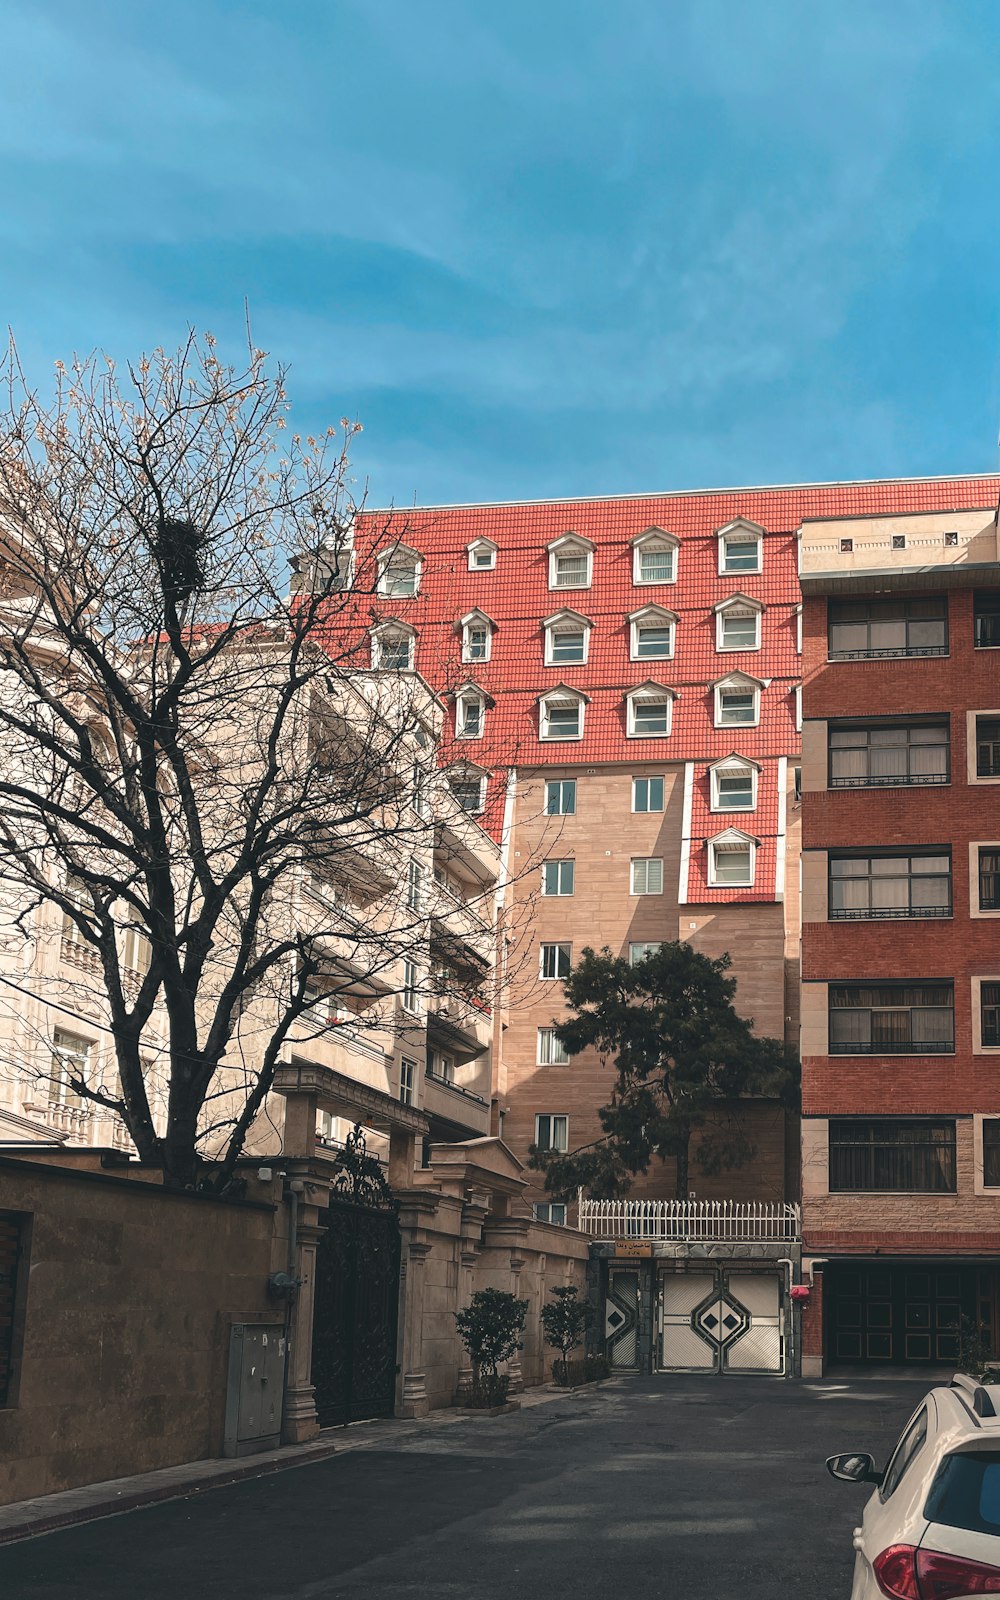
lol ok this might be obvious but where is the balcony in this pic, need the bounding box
[579,1198,801,1244]
[429,882,494,973]
[434,800,499,888]
[422,1067,490,1138]
[426,994,490,1064]
[21,1099,133,1152]
[829,906,951,921]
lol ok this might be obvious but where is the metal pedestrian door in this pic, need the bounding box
[605,1268,641,1370]
[659,1269,785,1374]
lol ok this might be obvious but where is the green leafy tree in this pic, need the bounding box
[455,1288,528,1404]
[530,942,799,1201]
[540,1284,593,1385]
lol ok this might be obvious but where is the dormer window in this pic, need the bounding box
[709,755,759,812]
[625,682,676,739]
[448,764,488,813]
[539,686,588,741]
[547,533,594,591]
[631,527,679,586]
[459,610,494,663]
[467,537,497,572]
[717,518,764,576]
[377,543,422,597]
[713,671,764,728]
[715,594,763,652]
[543,609,591,667]
[371,622,416,671]
[707,827,757,887]
[455,688,485,740]
[629,605,676,662]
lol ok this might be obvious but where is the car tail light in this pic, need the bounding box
[873,1546,921,1599]
[874,1543,1000,1599]
[916,1546,1000,1598]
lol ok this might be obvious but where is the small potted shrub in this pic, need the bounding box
[455,1289,528,1409]
[541,1284,594,1387]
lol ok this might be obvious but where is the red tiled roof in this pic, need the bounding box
[335,475,999,868]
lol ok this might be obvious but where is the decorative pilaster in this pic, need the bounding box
[281,1194,326,1443]
[395,1190,441,1418]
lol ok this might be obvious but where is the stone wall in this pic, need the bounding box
[0,1155,281,1505]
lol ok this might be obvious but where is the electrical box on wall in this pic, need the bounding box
[223,1323,286,1457]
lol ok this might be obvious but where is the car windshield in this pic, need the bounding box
[925,1451,1000,1536]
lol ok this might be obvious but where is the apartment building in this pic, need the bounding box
[317,494,882,1220]
[0,663,500,1174]
[799,500,1000,1373]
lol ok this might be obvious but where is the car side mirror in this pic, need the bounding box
[826,1452,882,1486]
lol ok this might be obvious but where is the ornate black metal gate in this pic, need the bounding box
[310,1128,402,1428]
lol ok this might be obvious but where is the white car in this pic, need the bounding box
[827,1373,1000,1598]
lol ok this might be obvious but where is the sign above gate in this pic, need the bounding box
[613,1240,653,1258]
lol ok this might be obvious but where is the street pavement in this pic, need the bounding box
[0,1373,931,1599]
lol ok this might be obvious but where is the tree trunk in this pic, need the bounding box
[674,1137,690,1202]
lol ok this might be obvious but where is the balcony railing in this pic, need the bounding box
[829,1040,953,1055]
[829,645,948,661]
[829,772,949,789]
[424,1067,488,1106]
[22,1100,133,1152]
[578,1198,801,1244]
[829,906,951,920]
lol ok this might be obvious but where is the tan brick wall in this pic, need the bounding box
[500,763,796,1207]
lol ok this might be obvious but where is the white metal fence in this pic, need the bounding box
[578,1197,801,1243]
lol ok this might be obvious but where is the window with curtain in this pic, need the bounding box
[976,718,1000,778]
[828,596,947,659]
[829,1119,957,1192]
[984,1119,1000,1187]
[979,848,1000,911]
[828,853,951,919]
[828,983,954,1054]
[828,722,949,787]
[974,591,1000,649]
[982,983,1000,1048]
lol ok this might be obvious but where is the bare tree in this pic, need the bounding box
[0,332,486,1190]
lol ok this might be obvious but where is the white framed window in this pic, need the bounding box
[631,527,679,587]
[545,779,576,815]
[713,671,763,728]
[632,775,665,812]
[547,534,594,591]
[534,1113,568,1152]
[708,829,757,888]
[377,543,422,597]
[456,690,485,739]
[539,689,586,741]
[793,684,802,731]
[459,609,494,663]
[399,1058,416,1105]
[533,1201,567,1225]
[540,942,571,979]
[60,872,90,944]
[717,518,764,575]
[625,683,675,739]
[428,1048,455,1082]
[449,769,487,813]
[50,1028,90,1106]
[542,859,575,896]
[402,960,421,1013]
[537,1029,569,1065]
[371,624,415,671]
[467,537,497,572]
[543,609,591,666]
[122,924,152,974]
[715,595,763,652]
[630,942,663,964]
[407,859,425,912]
[709,756,758,812]
[795,604,803,655]
[629,606,676,662]
[630,857,663,895]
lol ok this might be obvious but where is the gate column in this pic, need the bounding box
[396,1191,440,1418]
[281,1176,328,1444]
[457,1188,490,1401]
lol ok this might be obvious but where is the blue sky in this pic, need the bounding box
[2,0,1000,506]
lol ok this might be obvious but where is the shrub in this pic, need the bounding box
[541,1284,593,1384]
[455,1288,528,1404]
[552,1354,611,1387]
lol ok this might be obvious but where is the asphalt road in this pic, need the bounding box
[0,1373,931,1600]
